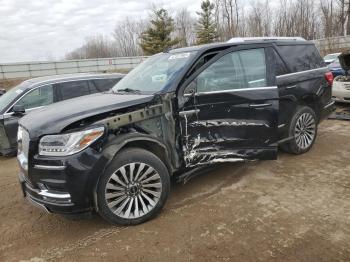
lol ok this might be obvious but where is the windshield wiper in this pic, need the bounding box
[115,88,141,94]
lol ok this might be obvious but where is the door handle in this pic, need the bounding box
[249,103,272,108]
[285,85,297,90]
[179,109,200,117]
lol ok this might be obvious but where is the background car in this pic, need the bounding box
[0,73,124,156]
[324,52,341,65]
[332,52,350,104]
[328,57,345,77]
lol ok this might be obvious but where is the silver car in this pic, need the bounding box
[332,52,350,103]
[0,73,124,156]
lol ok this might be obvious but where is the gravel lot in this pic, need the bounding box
[0,120,349,262]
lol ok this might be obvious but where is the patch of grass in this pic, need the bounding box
[0,78,27,91]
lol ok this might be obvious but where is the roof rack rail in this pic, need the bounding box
[227,37,306,43]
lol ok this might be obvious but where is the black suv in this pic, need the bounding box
[17,38,335,225]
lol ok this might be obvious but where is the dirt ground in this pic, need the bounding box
[0,120,349,262]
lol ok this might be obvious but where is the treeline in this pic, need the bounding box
[65,0,350,59]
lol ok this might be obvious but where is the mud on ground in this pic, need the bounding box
[0,120,349,262]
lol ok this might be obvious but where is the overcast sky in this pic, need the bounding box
[0,0,202,63]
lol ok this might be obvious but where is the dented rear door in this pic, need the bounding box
[181,45,279,166]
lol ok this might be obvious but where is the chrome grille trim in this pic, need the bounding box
[22,129,30,158]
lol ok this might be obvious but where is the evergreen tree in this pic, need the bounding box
[196,0,218,44]
[140,9,179,55]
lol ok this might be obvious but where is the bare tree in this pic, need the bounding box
[113,18,146,57]
[64,0,350,60]
[65,35,115,60]
[174,8,196,47]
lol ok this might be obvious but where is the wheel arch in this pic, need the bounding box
[299,94,321,121]
[102,133,174,176]
[93,133,173,214]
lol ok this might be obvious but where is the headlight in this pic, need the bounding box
[39,126,105,156]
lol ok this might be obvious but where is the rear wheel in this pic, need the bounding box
[281,106,318,154]
[97,148,170,225]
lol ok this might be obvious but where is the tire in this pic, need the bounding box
[281,106,318,155]
[97,148,170,225]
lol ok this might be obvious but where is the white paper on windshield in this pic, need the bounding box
[168,53,190,60]
[152,74,167,82]
[15,89,23,94]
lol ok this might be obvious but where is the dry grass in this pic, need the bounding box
[0,78,27,91]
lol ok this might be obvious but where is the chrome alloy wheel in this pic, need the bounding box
[105,163,162,219]
[294,112,316,150]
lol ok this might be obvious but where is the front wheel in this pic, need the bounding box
[281,106,318,155]
[97,148,170,225]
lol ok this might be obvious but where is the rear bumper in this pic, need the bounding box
[320,100,336,121]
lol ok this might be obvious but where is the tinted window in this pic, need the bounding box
[90,78,120,93]
[196,48,267,92]
[277,44,325,73]
[15,85,53,110]
[273,50,288,76]
[59,81,90,100]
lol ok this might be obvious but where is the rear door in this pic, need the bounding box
[179,45,279,167]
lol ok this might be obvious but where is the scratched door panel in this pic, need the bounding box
[191,88,279,164]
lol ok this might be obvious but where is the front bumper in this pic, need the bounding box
[17,147,109,214]
[332,81,350,103]
[18,172,71,213]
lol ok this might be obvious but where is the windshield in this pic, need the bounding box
[0,82,28,113]
[112,51,196,93]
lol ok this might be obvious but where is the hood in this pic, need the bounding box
[20,92,155,138]
[338,52,350,72]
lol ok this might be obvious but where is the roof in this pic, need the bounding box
[23,73,125,88]
[169,37,310,54]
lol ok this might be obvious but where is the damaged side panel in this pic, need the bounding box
[97,94,181,170]
[180,89,279,167]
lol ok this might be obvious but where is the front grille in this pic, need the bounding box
[343,84,350,90]
[17,127,30,172]
[22,129,30,158]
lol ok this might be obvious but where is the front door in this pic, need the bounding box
[3,84,54,149]
[179,45,279,167]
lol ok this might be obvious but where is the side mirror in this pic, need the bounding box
[13,104,26,116]
[184,80,197,97]
[0,89,6,96]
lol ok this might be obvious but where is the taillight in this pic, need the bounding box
[325,72,334,87]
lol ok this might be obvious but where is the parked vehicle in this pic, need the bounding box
[328,57,345,77]
[0,73,124,156]
[17,38,334,225]
[0,89,6,96]
[332,52,350,103]
[324,52,341,65]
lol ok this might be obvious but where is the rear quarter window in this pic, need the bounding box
[277,44,325,73]
[90,78,120,93]
[58,81,90,101]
